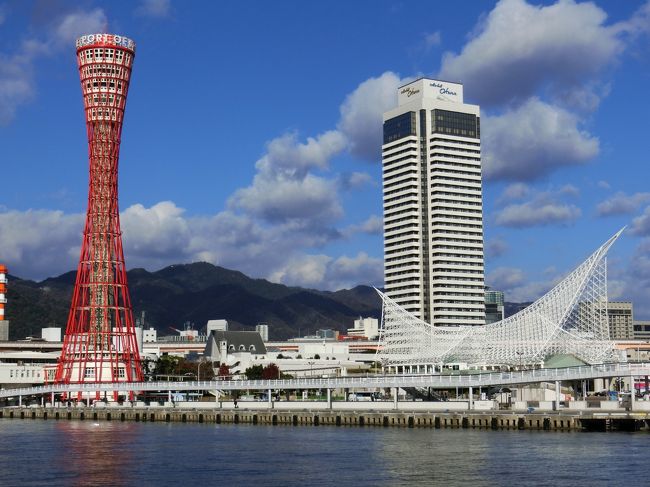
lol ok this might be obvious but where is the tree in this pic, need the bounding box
[314,354,320,359]
[153,355,181,376]
[217,363,231,379]
[262,363,280,380]
[244,364,264,380]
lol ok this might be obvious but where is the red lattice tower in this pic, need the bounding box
[55,34,143,398]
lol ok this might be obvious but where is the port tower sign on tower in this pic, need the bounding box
[55,34,143,399]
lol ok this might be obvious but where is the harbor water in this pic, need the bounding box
[0,419,647,486]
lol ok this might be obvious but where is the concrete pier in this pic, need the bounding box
[2,406,648,432]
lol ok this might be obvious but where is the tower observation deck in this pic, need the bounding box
[55,34,143,398]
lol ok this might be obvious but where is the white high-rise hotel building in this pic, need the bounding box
[382,78,485,326]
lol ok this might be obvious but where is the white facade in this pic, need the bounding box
[347,317,379,340]
[207,319,229,333]
[383,78,485,326]
[41,327,62,342]
[256,324,269,342]
[298,341,349,358]
[143,327,157,343]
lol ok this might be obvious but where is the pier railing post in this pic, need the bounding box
[555,381,561,410]
[327,388,332,409]
[469,386,473,410]
[393,388,398,410]
[268,388,273,409]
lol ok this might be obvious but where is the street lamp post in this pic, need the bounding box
[307,361,315,377]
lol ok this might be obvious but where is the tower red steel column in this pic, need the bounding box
[55,34,143,398]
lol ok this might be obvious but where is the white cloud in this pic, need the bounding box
[338,71,403,161]
[486,266,526,289]
[269,252,383,290]
[228,130,347,225]
[0,7,107,124]
[338,171,375,190]
[610,238,650,319]
[486,265,560,303]
[485,237,509,258]
[268,254,331,289]
[439,0,625,107]
[325,252,383,290]
[0,209,83,279]
[597,192,650,217]
[496,202,581,228]
[483,98,599,181]
[343,215,383,237]
[0,199,383,290]
[630,206,650,236]
[136,0,172,18]
[53,8,108,46]
[424,31,442,48]
[498,183,531,203]
[597,180,611,190]
[494,185,582,228]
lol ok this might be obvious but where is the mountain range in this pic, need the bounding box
[5,262,382,341]
[6,262,531,341]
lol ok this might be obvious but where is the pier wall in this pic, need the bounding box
[2,406,648,432]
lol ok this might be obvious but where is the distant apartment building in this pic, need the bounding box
[382,78,485,326]
[347,317,379,340]
[256,323,269,342]
[485,288,504,325]
[634,321,650,341]
[0,265,8,341]
[608,302,634,340]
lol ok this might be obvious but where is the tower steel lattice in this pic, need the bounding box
[377,229,624,370]
[55,34,143,397]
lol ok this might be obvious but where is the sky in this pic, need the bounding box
[0,0,649,317]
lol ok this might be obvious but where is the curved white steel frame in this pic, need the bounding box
[377,230,624,368]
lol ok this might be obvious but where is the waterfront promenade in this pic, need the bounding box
[3,402,649,433]
[3,362,649,401]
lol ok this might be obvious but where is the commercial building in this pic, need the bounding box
[0,265,9,341]
[634,321,650,341]
[255,323,269,342]
[608,302,634,340]
[485,289,505,325]
[347,317,379,340]
[382,78,485,326]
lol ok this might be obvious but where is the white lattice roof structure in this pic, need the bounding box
[377,230,624,368]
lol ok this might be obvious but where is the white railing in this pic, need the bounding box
[2,363,650,399]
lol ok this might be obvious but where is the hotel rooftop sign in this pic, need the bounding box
[398,78,464,105]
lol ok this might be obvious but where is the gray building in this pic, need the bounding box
[204,330,267,364]
[485,288,504,325]
[608,301,634,340]
[634,321,650,341]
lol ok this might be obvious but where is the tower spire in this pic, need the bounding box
[55,33,143,400]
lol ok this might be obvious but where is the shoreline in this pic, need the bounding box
[2,406,649,432]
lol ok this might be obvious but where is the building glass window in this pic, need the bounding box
[431,109,479,139]
[384,112,416,144]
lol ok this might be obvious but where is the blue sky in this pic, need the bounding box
[1,0,649,316]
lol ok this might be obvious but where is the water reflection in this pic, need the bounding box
[0,420,648,486]
[53,422,137,487]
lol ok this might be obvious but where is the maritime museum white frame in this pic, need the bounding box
[376,230,625,371]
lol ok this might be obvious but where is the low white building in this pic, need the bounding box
[41,327,61,342]
[298,341,349,358]
[347,317,379,340]
[207,319,229,334]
